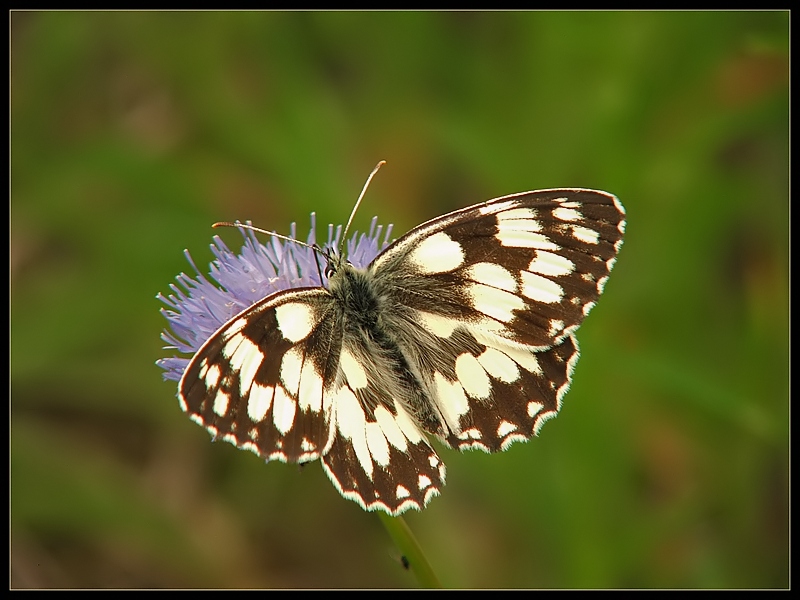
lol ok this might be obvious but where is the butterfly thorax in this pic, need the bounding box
[326,260,381,331]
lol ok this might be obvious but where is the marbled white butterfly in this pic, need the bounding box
[177,163,626,515]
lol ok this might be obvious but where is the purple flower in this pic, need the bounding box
[156,214,393,382]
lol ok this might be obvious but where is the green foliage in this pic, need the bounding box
[11,11,788,588]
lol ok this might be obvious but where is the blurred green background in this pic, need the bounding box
[11,11,788,589]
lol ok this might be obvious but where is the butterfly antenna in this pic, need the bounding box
[339,160,386,256]
[213,220,330,285]
[212,221,318,251]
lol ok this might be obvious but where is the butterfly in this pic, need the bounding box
[177,164,626,515]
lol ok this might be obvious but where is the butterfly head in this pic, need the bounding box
[321,246,349,282]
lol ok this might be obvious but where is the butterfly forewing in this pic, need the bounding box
[179,288,337,464]
[175,187,625,515]
[371,189,625,349]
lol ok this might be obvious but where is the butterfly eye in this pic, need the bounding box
[325,263,337,278]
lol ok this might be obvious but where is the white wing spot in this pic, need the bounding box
[479,200,517,215]
[458,427,482,440]
[297,359,323,412]
[467,282,525,322]
[418,474,432,490]
[275,302,316,342]
[434,372,469,431]
[301,438,316,452]
[396,485,411,499]
[374,405,408,452]
[334,386,373,480]
[497,420,518,437]
[366,421,390,467]
[340,348,368,390]
[597,275,609,295]
[455,353,491,399]
[204,363,222,389]
[393,401,424,444]
[223,317,247,340]
[495,209,558,250]
[500,345,542,375]
[496,207,540,226]
[500,433,528,451]
[272,385,296,434]
[417,311,460,338]
[409,231,464,274]
[527,401,544,418]
[571,225,600,245]
[477,347,520,383]
[280,346,304,397]
[552,207,582,222]
[548,319,565,337]
[467,262,517,292]
[496,229,560,249]
[438,463,446,481]
[212,389,230,417]
[233,338,264,396]
[197,358,209,377]
[528,251,575,277]
[520,271,564,304]
[248,383,274,423]
[221,332,245,360]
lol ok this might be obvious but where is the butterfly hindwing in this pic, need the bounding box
[440,335,581,452]
[321,382,446,514]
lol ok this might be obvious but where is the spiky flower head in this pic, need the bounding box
[157,214,393,382]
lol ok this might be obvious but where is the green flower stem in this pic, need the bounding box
[377,512,443,588]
